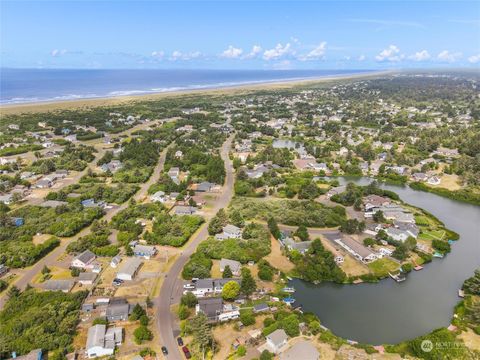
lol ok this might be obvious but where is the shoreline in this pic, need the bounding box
[0,70,392,115]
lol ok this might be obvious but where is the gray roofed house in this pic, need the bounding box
[394,221,419,238]
[329,234,378,263]
[39,200,68,208]
[196,297,223,321]
[106,300,131,321]
[7,349,42,360]
[279,340,319,360]
[215,224,242,240]
[192,278,241,297]
[253,303,270,313]
[173,205,197,215]
[266,329,289,354]
[116,257,142,281]
[132,244,157,259]
[78,272,98,285]
[219,258,242,276]
[42,279,75,293]
[195,181,215,192]
[86,324,123,358]
[71,249,96,269]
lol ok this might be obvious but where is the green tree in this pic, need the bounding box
[260,350,273,360]
[240,310,255,326]
[190,313,213,358]
[139,315,149,326]
[129,304,146,321]
[294,225,309,242]
[280,314,300,337]
[240,268,256,297]
[222,265,233,278]
[222,281,240,301]
[237,345,247,357]
[267,217,281,239]
[178,304,190,320]
[133,326,153,344]
[181,291,198,308]
[230,209,245,228]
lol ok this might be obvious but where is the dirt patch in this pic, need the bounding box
[211,260,223,278]
[434,173,462,191]
[32,233,52,245]
[458,328,480,352]
[264,236,295,273]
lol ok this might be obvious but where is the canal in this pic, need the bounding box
[291,177,480,344]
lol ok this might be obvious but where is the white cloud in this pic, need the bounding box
[468,54,480,63]
[375,45,403,62]
[409,50,431,61]
[437,50,462,63]
[271,60,293,70]
[298,42,327,61]
[221,45,243,59]
[169,50,202,61]
[244,45,262,59]
[358,55,366,61]
[151,51,165,59]
[263,43,292,60]
[51,49,67,57]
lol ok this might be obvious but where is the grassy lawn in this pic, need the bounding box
[368,258,400,278]
[414,215,430,226]
[418,229,446,241]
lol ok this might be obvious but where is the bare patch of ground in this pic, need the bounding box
[264,236,295,273]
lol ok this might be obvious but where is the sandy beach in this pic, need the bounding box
[0,70,392,115]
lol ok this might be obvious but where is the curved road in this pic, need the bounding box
[156,133,235,360]
[0,142,172,309]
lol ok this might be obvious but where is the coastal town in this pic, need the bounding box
[0,72,479,360]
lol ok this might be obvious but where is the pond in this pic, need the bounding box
[290,177,480,344]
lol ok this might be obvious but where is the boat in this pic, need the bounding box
[389,272,406,283]
[433,252,444,258]
[414,265,424,271]
[286,276,293,281]
[282,287,296,293]
[458,289,465,298]
[283,297,296,305]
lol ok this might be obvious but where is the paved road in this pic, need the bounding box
[0,143,171,309]
[155,133,235,360]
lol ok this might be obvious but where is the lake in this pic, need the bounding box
[291,177,480,344]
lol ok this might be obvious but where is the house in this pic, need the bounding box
[326,186,346,199]
[194,181,216,192]
[100,160,123,173]
[116,258,142,281]
[78,272,98,285]
[42,279,75,293]
[383,211,415,224]
[394,221,419,238]
[190,278,241,297]
[168,167,180,178]
[0,194,13,205]
[39,200,68,208]
[280,340,319,360]
[215,224,242,240]
[266,329,289,354]
[35,179,53,189]
[386,228,410,243]
[412,172,427,182]
[150,191,167,203]
[86,324,123,358]
[325,233,377,263]
[427,176,441,185]
[253,303,270,314]
[71,250,96,270]
[82,303,95,312]
[307,162,328,172]
[0,264,9,277]
[106,299,131,321]
[219,258,242,276]
[195,297,240,322]
[363,195,391,211]
[132,244,157,259]
[173,206,197,215]
[7,349,42,360]
[81,199,105,208]
[110,255,121,268]
[175,150,183,158]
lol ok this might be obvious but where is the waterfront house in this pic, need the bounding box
[190,278,241,297]
[195,297,240,322]
[253,303,270,314]
[266,329,289,354]
[279,340,319,360]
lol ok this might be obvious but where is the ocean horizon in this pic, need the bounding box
[0,68,374,105]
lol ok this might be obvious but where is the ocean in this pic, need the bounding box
[0,68,372,105]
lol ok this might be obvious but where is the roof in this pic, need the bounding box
[7,349,42,360]
[86,324,107,350]
[74,249,96,265]
[336,235,375,259]
[280,341,319,360]
[223,224,241,234]
[117,257,142,277]
[253,303,269,312]
[133,244,156,255]
[106,302,130,318]
[197,297,223,318]
[78,272,97,281]
[39,200,68,208]
[42,279,75,292]
[219,258,241,272]
[266,329,288,347]
[195,278,240,290]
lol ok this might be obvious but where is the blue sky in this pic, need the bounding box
[1,1,479,69]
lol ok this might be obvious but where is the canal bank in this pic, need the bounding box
[291,177,480,345]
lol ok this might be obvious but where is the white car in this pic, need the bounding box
[183,283,195,289]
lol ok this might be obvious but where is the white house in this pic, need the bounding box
[71,250,96,270]
[215,224,242,240]
[150,191,167,203]
[86,324,123,358]
[116,258,142,281]
[266,329,289,354]
[190,278,241,297]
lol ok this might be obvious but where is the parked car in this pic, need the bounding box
[182,346,191,359]
[177,337,184,346]
[161,346,168,355]
[183,283,195,289]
